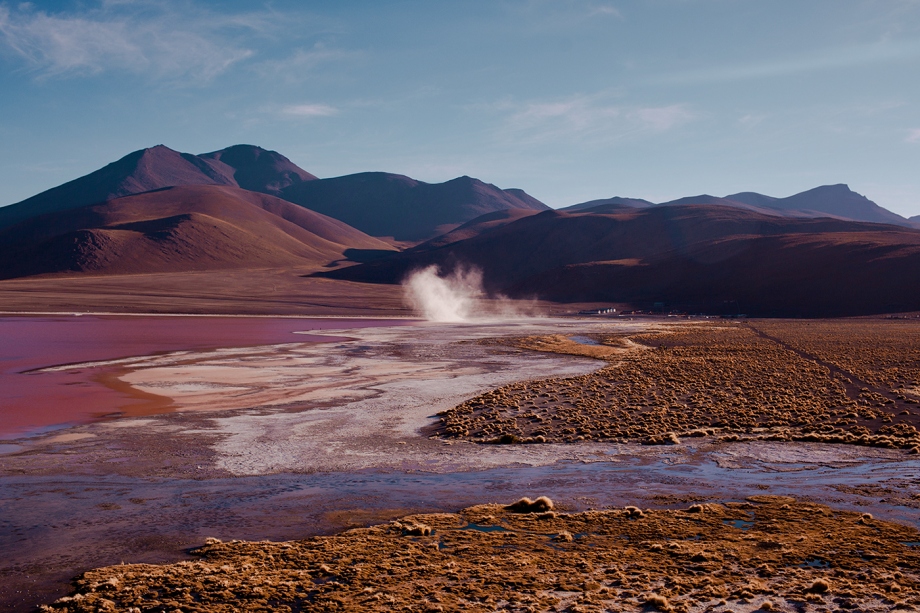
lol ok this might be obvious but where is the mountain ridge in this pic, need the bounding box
[277,172,549,241]
[565,184,912,228]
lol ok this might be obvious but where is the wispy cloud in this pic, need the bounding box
[494,93,694,145]
[654,38,920,85]
[588,5,622,18]
[0,2,267,82]
[280,103,339,118]
[630,105,693,132]
[738,113,767,129]
[907,128,920,143]
[253,43,359,84]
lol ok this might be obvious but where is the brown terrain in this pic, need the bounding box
[437,320,920,449]
[0,184,397,279]
[0,270,410,315]
[322,205,920,316]
[37,496,920,612]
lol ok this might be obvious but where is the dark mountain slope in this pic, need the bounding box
[414,208,542,249]
[279,173,549,241]
[318,204,920,316]
[513,231,920,317]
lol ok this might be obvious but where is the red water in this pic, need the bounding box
[0,315,409,439]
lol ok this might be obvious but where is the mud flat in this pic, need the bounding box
[3,318,920,611]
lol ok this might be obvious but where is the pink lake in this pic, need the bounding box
[0,315,410,439]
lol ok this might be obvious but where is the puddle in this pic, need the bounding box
[723,519,754,531]
[902,541,920,548]
[569,335,600,346]
[461,523,509,533]
[799,557,831,568]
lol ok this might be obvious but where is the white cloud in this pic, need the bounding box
[0,3,258,81]
[738,113,767,129]
[253,44,358,84]
[630,105,693,132]
[280,103,339,118]
[654,38,920,85]
[589,5,622,18]
[907,128,920,143]
[497,93,694,145]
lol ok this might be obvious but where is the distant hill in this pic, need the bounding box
[0,185,394,279]
[563,185,913,228]
[0,145,316,230]
[561,197,654,212]
[727,184,911,227]
[318,204,920,317]
[278,173,549,241]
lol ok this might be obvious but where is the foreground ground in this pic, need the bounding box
[39,496,920,613]
[4,316,920,612]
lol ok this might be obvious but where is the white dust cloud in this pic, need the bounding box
[403,265,536,322]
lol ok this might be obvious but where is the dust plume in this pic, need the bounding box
[403,265,534,322]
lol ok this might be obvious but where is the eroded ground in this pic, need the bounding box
[438,321,920,450]
[38,496,920,613]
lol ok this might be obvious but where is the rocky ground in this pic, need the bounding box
[38,496,920,613]
[437,320,920,450]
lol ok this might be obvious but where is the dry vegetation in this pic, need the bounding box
[40,496,920,612]
[438,320,920,450]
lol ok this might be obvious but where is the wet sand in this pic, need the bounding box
[3,318,920,611]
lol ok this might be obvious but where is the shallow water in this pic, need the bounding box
[2,444,918,611]
[0,315,408,438]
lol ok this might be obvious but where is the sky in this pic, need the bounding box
[1,0,920,216]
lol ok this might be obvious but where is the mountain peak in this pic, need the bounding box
[200,145,317,195]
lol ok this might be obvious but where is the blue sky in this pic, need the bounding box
[2,0,920,216]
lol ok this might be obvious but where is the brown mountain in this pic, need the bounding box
[198,144,317,195]
[0,145,316,230]
[414,209,543,249]
[278,173,549,242]
[318,204,920,317]
[0,185,394,279]
[1,146,547,244]
[564,185,913,228]
[725,184,911,226]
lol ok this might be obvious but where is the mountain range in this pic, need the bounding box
[1,143,919,316]
[563,184,917,228]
